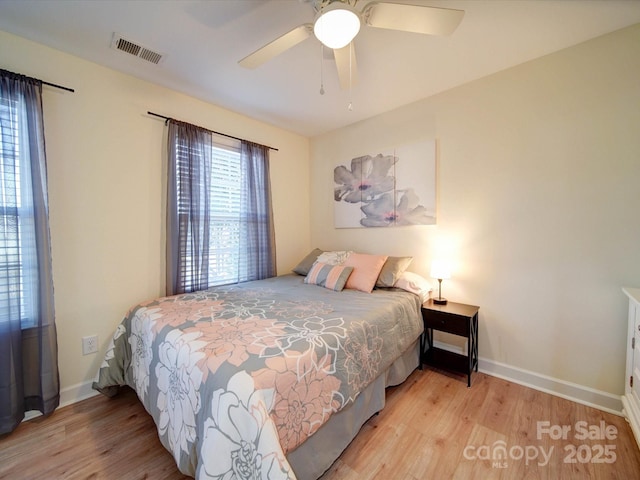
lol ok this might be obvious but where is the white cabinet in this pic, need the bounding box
[623,287,640,449]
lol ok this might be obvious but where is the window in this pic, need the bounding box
[0,70,59,435]
[167,120,276,295]
[0,92,37,328]
[167,119,276,295]
[175,136,245,289]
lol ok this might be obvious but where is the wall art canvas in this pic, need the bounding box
[333,139,436,228]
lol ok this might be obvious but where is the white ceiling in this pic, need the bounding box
[1,0,639,137]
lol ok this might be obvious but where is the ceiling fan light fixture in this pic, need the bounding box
[313,3,361,50]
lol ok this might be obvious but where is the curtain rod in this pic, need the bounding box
[0,68,75,93]
[147,111,278,152]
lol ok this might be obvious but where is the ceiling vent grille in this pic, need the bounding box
[111,33,164,65]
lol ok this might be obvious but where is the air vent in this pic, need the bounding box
[111,33,164,65]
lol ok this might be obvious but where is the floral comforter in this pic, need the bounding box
[93,274,423,479]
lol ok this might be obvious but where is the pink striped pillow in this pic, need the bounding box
[304,262,354,291]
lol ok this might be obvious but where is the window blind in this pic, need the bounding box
[174,134,249,290]
[0,92,36,327]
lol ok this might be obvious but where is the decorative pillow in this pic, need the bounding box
[343,253,388,293]
[376,256,413,288]
[304,262,354,291]
[292,248,324,276]
[316,250,352,266]
[394,271,433,303]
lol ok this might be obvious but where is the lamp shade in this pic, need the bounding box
[430,259,451,280]
[313,3,361,49]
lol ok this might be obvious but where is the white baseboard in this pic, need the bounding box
[59,379,101,408]
[434,339,466,355]
[478,356,623,416]
[29,355,623,424]
[23,379,99,422]
[419,339,622,415]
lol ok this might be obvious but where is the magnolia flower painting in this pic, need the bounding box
[333,140,436,228]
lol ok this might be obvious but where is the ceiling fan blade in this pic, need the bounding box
[239,24,313,69]
[362,2,464,36]
[334,43,358,90]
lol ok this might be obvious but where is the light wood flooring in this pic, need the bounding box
[1,368,639,479]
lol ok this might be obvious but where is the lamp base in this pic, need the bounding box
[433,297,448,305]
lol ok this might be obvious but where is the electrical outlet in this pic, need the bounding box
[82,335,98,355]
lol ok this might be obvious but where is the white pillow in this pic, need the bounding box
[316,250,352,266]
[394,271,433,303]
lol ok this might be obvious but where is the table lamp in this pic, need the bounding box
[430,260,451,305]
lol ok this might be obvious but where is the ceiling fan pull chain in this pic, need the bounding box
[348,41,353,111]
[319,44,325,95]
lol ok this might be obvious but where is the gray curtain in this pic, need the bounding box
[239,141,276,282]
[166,120,276,295]
[0,70,59,435]
[166,120,212,295]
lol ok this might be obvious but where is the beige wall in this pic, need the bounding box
[310,24,640,397]
[0,30,311,400]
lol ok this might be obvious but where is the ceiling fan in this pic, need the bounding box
[238,0,465,90]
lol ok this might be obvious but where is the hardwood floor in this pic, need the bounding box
[320,370,640,479]
[1,369,639,479]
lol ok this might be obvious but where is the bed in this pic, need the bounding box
[93,272,424,479]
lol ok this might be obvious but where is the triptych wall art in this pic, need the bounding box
[333,139,436,228]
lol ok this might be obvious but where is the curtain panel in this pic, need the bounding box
[166,120,213,295]
[166,120,276,296]
[240,141,276,282]
[0,71,59,435]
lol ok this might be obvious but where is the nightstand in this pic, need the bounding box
[421,299,479,387]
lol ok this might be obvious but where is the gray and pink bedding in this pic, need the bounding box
[93,274,423,479]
